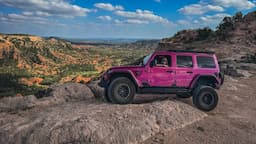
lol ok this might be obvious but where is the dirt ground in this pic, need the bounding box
[143,74,256,144]
[1,73,256,144]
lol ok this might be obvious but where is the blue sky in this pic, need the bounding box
[0,0,255,39]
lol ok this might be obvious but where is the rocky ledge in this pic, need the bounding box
[0,82,206,144]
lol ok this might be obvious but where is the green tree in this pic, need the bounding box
[216,16,235,39]
[232,12,243,22]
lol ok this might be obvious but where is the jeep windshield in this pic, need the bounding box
[143,53,152,66]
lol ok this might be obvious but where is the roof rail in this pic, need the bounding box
[167,50,215,54]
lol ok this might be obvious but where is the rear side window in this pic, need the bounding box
[177,56,193,68]
[197,56,216,68]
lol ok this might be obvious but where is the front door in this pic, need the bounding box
[147,55,175,87]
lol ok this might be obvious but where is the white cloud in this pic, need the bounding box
[0,0,91,17]
[22,11,33,16]
[114,19,123,24]
[193,20,199,24]
[126,19,149,24]
[94,3,124,11]
[1,13,50,25]
[115,9,169,24]
[98,15,112,21]
[154,0,161,3]
[22,11,51,17]
[177,20,191,25]
[213,0,255,10]
[200,13,231,24]
[0,12,67,27]
[178,4,224,15]
[175,13,231,29]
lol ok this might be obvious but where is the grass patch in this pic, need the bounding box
[41,75,61,85]
[60,64,96,76]
[81,71,100,77]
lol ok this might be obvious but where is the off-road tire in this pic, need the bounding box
[176,93,191,98]
[192,86,218,111]
[107,77,135,104]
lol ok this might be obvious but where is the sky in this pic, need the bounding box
[0,0,256,39]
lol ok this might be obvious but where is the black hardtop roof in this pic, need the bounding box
[167,50,215,54]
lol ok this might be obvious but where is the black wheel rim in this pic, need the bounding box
[116,84,130,98]
[202,93,214,105]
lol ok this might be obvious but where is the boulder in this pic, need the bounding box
[219,60,245,77]
[0,95,37,112]
[46,82,94,102]
[87,80,104,99]
[0,100,206,144]
[239,63,256,71]
[0,83,94,112]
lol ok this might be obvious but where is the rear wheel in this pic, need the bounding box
[108,77,135,104]
[192,86,218,111]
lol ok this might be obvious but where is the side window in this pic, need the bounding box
[153,55,171,67]
[177,55,193,68]
[197,56,216,68]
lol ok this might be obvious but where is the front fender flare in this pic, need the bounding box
[108,70,141,88]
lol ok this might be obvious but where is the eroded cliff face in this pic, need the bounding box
[0,34,103,96]
[0,34,78,75]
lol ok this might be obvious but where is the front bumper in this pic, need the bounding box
[98,78,108,88]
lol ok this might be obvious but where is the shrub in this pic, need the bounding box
[41,76,61,85]
[196,27,214,41]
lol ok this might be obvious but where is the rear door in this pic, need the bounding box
[175,54,195,87]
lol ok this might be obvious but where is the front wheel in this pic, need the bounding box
[192,86,218,111]
[107,77,135,104]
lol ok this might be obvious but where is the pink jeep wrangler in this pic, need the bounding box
[99,50,224,111]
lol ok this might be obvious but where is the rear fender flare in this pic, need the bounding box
[189,75,219,90]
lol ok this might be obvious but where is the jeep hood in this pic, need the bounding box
[109,65,143,71]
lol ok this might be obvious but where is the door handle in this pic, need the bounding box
[187,71,193,74]
[166,70,173,73]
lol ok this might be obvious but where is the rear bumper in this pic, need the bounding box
[220,72,224,85]
[215,72,224,89]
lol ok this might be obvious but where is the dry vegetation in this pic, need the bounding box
[0,34,155,97]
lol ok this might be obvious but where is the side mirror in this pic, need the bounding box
[150,61,155,67]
